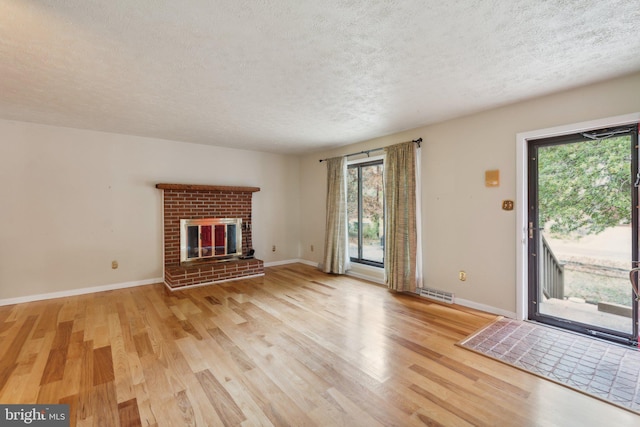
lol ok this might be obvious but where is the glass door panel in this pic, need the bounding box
[347,167,359,259]
[214,225,225,256]
[347,160,384,266]
[227,224,237,254]
[528,126,638,345]
[361,163,384,264]
[200,225,212,257]
[187,226,200,259]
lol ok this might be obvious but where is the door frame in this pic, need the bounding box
[516,113,640,321]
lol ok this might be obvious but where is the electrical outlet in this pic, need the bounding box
[310,245,314,252]
[459,271,467,281]
[272,245,276,252]
[112,260,118,269]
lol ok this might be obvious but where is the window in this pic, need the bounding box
[347,159,384,267]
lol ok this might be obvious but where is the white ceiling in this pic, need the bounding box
[1,1,640,154]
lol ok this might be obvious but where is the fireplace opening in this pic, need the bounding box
[180,218,243,264]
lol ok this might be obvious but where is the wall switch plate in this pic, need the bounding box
[459,271,467,281]
[112,260,118,269]
[485,170,500,187]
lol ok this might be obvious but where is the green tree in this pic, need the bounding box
[538,136,631,238]
[347,162,384,238]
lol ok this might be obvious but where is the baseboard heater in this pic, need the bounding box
[419,287,454,304]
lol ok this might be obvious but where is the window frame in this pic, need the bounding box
[347,155,385,268]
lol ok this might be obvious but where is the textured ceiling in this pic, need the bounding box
[1,1,640,154]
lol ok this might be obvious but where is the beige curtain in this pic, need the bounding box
[323,156,349,274]
[384,141,417,291]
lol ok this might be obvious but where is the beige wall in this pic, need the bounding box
[0,120,300,299]
[299,72,640,314]
[3,72,639,308]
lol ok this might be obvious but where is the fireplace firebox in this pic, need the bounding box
[180,218,243,263]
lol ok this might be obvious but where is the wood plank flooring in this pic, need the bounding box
[0,263,637,426]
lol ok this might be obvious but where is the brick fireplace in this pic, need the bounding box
[156,183,264,290]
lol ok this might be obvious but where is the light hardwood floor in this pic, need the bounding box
[0,263,637,426]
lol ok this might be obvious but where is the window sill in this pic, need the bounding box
[348,262,384,284]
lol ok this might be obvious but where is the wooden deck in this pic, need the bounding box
[0,263,637,426]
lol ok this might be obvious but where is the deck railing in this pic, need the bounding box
[541,234,564,300]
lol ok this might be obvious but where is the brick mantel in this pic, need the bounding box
[157,183,264,290]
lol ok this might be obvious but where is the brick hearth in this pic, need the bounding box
[156,184,264,290]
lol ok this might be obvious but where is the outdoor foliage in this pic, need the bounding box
[347,162,384,258]
[538,136,631,238]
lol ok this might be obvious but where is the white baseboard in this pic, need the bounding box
[296,259,320,268]
[347,270,385,285]
[0,263,517,321]
[0,259,308,305]
[270,260,513,318]
[264,258,322,268]
[0,277,163,306]
[455,298,516,319]
[277,258,385,284]
[264,259,307,267]
[267,259,385,285]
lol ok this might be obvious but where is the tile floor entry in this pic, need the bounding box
[458,317,640,414]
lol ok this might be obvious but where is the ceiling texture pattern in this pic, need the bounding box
[1,0,640,154]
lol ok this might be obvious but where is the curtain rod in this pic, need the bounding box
[318,138,422,163]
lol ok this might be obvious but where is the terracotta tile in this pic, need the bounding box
[459,318,640,413]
